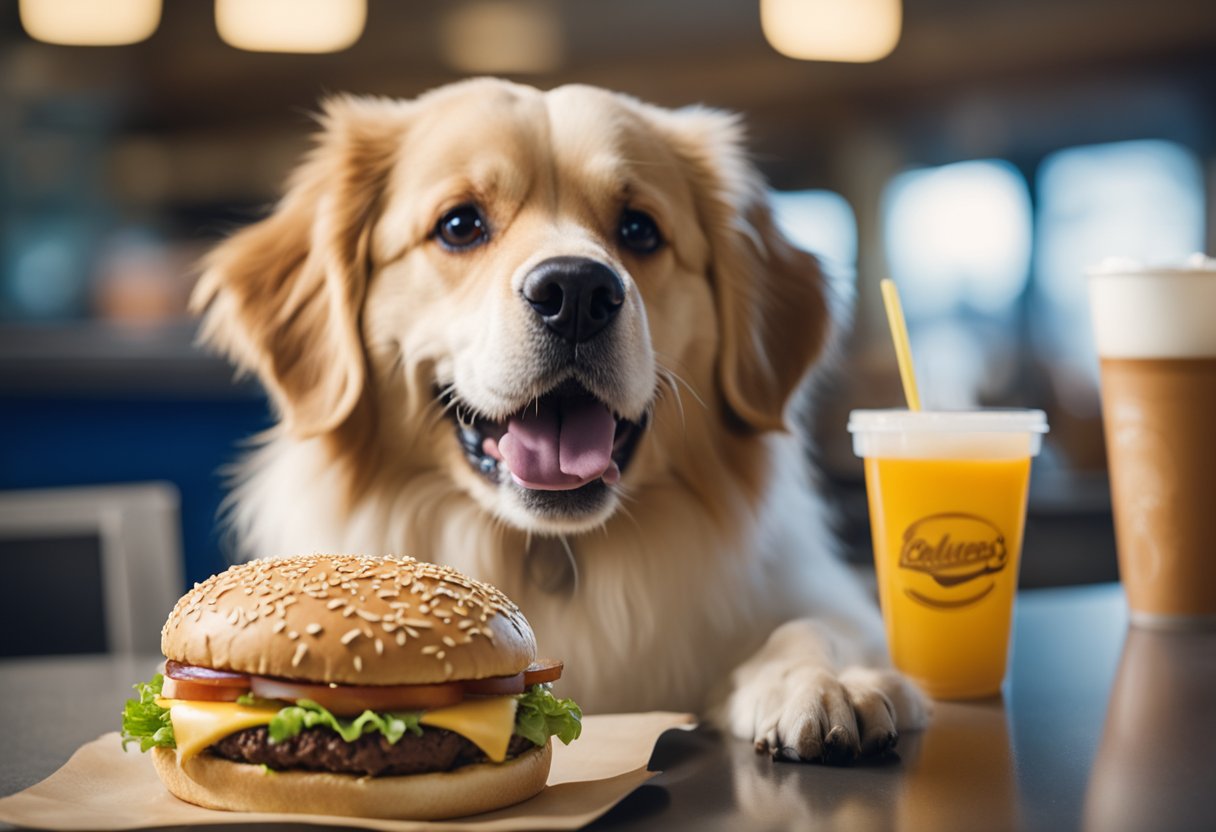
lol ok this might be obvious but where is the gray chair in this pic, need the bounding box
[0,482,183,655]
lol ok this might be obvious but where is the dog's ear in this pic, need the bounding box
[191,95,407,438]
[661,107,830,433]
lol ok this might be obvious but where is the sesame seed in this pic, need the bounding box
[355,609,381,622]
[442,636,456,648]
[395,631,407,646]
[374,639,384,655]
[288,630,299,640]
[443,661,454,678]
[421,645,440,655]
[305,623,323,636]
[436,650,446,660]
[341,628,362,645]
[291,643,308,667]
[353,656,363,672]
[326,599,345,610]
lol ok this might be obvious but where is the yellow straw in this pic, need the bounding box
[880,278,922,411]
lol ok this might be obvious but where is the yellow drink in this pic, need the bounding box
[849,410,1047,700]
[865,456,1031,698]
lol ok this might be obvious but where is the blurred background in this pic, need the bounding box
[1,0,1214,654]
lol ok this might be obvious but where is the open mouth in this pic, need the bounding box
[441,380,645,492]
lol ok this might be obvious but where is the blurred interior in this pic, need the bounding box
[2,0,1214,655]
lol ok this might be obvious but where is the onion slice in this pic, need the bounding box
[249,676,465,716]
[164,661,251,687]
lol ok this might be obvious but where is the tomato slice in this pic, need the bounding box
[164,661,251,687]
[523,658,563,686]
[249,676,464,716]
[161,676,248,701]
[462,672,525,696]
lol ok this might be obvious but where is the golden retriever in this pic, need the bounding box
[193,78,927,763]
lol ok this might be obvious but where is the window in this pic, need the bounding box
[881,160,1033,407]
[1034,139,1205,388]
[770,188,858,312]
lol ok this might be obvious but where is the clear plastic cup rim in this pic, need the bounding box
[847,409,1049,435]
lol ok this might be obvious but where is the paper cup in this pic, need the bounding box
[1088,256,1216,629]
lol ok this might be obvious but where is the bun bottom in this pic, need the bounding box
[151,741,551,820]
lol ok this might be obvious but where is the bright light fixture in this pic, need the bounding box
[215,0,366,54]
[439,0,563,75]
[761,0,901,63]
[19,0,161,46]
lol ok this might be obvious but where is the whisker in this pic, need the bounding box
[657,368,687,431]
[557,535,580,595]
[663,365,708,412]
[613,498,644,538]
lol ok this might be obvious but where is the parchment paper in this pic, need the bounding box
[0,712,693,831]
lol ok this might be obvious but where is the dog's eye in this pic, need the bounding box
[619,209,662,254]
[435,205,488,250]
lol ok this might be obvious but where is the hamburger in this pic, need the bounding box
[120,554,581,820]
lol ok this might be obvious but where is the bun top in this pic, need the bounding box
[162,555,536,685]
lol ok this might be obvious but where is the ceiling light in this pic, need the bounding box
[19,0,161,46]
[439,0,563,75]
[215,0,366,54]
[761,0,901,63]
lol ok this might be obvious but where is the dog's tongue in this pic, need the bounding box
[497,396,618,490]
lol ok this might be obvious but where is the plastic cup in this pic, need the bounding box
[848,409,1048,699]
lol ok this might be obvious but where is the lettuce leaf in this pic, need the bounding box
[120,674,175,752]
[514,685,582,747]
[121,675,582,755]
[267,700,423,744]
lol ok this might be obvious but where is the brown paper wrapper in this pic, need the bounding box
[0,712,693,831]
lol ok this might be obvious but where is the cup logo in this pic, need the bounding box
[899,513,1008,610]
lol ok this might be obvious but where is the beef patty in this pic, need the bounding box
[209,726,538,777]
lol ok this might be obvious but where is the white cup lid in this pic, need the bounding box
[847,409,1049,435]
[848,409,1049,459]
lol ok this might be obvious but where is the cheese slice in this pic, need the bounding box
[420,696,519,763]
[160,700,279,763]
[156,695,520,764]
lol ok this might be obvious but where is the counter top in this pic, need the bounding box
[3,583,1212,831]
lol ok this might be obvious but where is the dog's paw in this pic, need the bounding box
[717,622,930,764]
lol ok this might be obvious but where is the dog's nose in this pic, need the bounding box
[522,257,625,344]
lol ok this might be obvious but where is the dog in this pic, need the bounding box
[193,78,928,763]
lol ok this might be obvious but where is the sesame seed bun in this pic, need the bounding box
[161,554,536,685]
[151,741,552,820]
